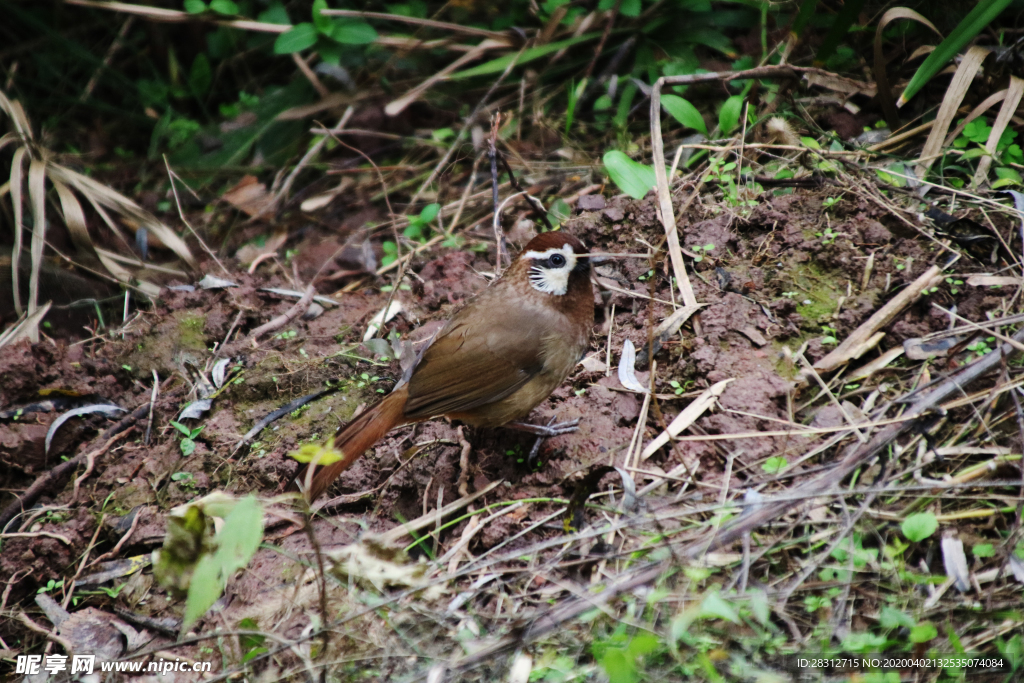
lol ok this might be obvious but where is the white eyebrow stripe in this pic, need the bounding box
[524,245,576,263]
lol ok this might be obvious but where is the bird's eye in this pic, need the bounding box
[549,253,566,267]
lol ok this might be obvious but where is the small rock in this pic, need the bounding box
[578,194,606,211]
[602,207,625,222]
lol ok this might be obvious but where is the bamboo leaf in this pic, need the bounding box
[899,0,1013,107]
[27,158,47,335]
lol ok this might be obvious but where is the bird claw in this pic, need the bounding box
[508,417,580,466]
[508,417,580,438]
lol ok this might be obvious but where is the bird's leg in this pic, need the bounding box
[506,417,580,465]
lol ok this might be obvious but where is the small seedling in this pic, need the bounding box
[821,325,838,345]
[822,196,841,210]
[170,420,204,456]
[945,277,964,294]
[668,380,687,395]
[966,337,995,359]
[815,227,838,245]
[171,471,196,491]
[37,579,64,595]
[691,243,715,262]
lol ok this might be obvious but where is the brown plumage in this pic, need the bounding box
[298,232,595,502]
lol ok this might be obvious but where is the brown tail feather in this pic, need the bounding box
[297,387,409,502]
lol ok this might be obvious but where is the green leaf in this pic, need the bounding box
[660,94,707,135]
[973,543,995,558]
[215,496,264,575]
[180,438,196,456]
[699,592,740,624]
[603,151,656,199]
[879,605,915,630]
[257,1,290,24]
[189,54,212,96]
[274,23,318,54]
[748,589,770,626]
[549,197,571,224]
[762,456,787,473]
[183,0,207,13]
[450,33,600,80]
[183,554,221,631]
[909,621,938,643]
[901,512,938,542]
[419,203,440,223]
[718,95,744,135]
[209,0,238,14]
[169,420,192,437]
[318,39,342,66]
[331,20,378,45]
[312,0,332,33]
[899,0,1015,106]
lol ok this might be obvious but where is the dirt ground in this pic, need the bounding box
[0,180,1012,677]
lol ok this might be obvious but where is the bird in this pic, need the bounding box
[295,231,596,502]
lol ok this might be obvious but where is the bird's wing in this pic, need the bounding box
[403,296,550,420]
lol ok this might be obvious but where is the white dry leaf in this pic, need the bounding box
[178,399,212,420]
[941,535,970,593]
[363,300,404,342]
[614,466,639,512]
[198,274,239,290]
[617,339,649,393]
[329,537,442,598]
[46,404,126,454]
[211,358,231,389]
[641,378,733,459]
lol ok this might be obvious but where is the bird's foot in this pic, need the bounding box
[507,418,580,438]
[507,417,579,466]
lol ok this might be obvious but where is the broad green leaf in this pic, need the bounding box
[973,543,995,557]
[331,20,378,45]
[603,151,656,199]
[450,33,600,80]
[182,555,222,631]
[312,0,332,33]
[216,495,264,575]
[879,605,915,629]
[699,592,740,624]
[910,621,938,643]
[748,590,770,626]
[257,1,290,24]
[718,95,744,135]
[901,512,938,542]
[209,0,238,14]
[899,0,1014,106]
[183,0,207,13]
[661,94,707,135]
[419,203,440,223]
[274,23,318,54]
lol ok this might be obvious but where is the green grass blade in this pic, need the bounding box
[898,0,1014,106]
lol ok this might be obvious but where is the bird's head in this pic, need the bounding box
[514,232,592,297]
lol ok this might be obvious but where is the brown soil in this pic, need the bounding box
[0,183,1010,675]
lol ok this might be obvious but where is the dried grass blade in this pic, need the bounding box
[649,79,700,314]
[873,8,942,129]
[47,163,195,268]
[51,179,95,257]
[914,46,990,180]
[942,89,1007,148]
[0,90,33,141]
[972,75,1024,187]
[641,378,733,460]
[9,147,28,316]
[811,265,942,375]
[0,303,51,349]
[27,158,47,332]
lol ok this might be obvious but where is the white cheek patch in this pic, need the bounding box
[525,245,576,296]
